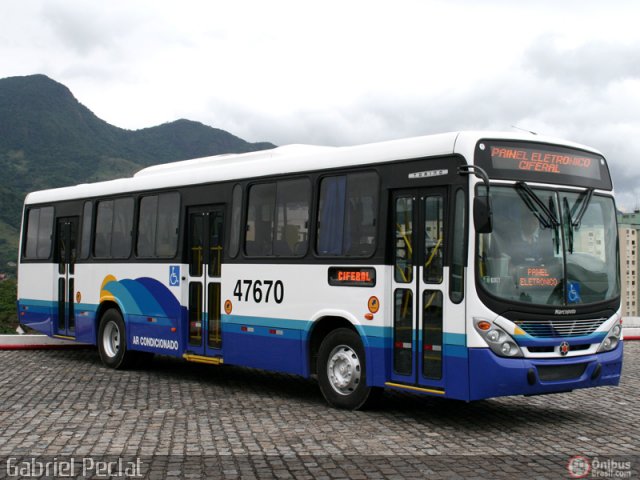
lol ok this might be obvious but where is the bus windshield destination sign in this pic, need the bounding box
[490,146,602,181]
[475,140,612,190]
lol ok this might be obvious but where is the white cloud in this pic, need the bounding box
[2,0,640,208]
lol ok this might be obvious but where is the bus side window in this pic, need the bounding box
[156,193,180,257]
[112,198,134,259]
[246,183,276,256]
[94,198,133,258]
[450,188,466,303]
[25,209,41,259]
[137,192,180,258]
[24,206,54,260]
[245,179,310,257]
[229,184,242,258]
[275,178,310,257]
[80,201,92,259]
[317,171,378,257]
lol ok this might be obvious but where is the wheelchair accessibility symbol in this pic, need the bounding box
[568,281,581,304]
[169,266,180,287]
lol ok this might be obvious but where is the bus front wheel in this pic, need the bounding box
[98,309,135,369]
[317,328,381,410]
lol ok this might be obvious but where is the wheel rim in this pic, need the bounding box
[327,344,361,395]
[103,321,120,358]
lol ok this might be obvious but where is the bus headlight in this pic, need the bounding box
[598,321,622,353]
[474,319,523,358]
[487,329,501,342]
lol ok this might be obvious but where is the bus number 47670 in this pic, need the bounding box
[233,279,284,304]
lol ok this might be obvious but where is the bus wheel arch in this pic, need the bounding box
[308,316,357,376]
[309,316,381,410]
[95,301,121,345]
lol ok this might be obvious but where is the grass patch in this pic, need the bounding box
[0,280,17,334]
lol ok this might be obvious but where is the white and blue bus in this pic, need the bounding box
[17,131,623,409]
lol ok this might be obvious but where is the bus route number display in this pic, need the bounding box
[490,146,602,181]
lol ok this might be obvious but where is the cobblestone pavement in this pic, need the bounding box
[0,343,638,479]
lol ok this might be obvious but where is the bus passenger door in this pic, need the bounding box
[55,216,79,338]
[186,205,224,357]
[390,189,447,392]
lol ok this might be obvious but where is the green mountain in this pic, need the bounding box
[0,74,275,275]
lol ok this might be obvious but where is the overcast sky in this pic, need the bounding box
[2,0,640,210]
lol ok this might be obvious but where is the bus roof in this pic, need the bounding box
[24,131,602,205]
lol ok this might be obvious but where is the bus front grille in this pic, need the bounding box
[515,318,607,338]
[536,363,588,381]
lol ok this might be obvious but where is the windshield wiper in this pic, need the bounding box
[563,197,574,253]
[515,182,560,228]
[569,187,594,229]
[563,187,594,254]
[549,196,561,254]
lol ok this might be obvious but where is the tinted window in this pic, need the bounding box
[94,201,114,258]
[80,202,92,259]
[450,189,466,303]
[25,209,40,258]
[229,184,242,258]
[137,196,157,257]
[275,178,310,256]
[24,206,54,259]
[137,192,180,258]
[246,179,310,257]
[94,198,133,258]
[112,198,134,258]
[37,207,54,259]
[156,193,179,257]
[246,183,276,256]
[317,172,378,256]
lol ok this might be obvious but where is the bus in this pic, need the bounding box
[17,131,623,409]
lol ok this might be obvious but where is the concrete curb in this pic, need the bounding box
[624,327,640,340]
[0,335,91,350]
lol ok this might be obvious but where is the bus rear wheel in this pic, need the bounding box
[317,328,381,410]
[98,309,136,369]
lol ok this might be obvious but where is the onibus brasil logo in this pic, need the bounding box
[567,456,591,478]
[567,455,633,478]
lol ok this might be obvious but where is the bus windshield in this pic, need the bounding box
[477,185,619,306]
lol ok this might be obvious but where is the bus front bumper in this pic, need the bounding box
[468,342,623,401]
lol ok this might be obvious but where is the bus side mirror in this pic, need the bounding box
[474,196,493,234]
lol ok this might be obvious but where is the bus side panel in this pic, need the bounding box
[354,324,387,387]
[221,264,387,380]
[223,321,305,375]
[17,263,56,335]
[127,312,184,356]
[96,266,185,357]
[444,342,471,401]
[73,307,98,344]
[67,264,185,354]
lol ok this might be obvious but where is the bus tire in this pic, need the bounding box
[97,309,135,369]
[317,328,380,410]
